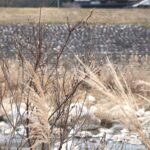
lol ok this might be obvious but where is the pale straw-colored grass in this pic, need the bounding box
[0,8,149,26]
[77,56,150,149]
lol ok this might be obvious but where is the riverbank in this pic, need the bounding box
[0,8,149,26]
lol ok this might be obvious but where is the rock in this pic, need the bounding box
[111,134,125,142]
[128,138,142,145]
[0,122,26,136]
[111,122,124,133]
[89,139,97,143]
[66,102,101,130]
[69,103,88,119]
[74,131,93,138]
[99,128,114,134]
[8,103,26,124]
[4,128,13,135]
[86,95,96,106]
[144,104,150,112]
[92,132,106,138]
[15,125,26,136]
[105,133,113,140]
[136,108,145,117]
[49,102,89,128]
[79,114,101,130]
[0,121,10,134]
[120,128,129,136]
[143,111,150,117]
[0,25,149,63]
[130,133,139,138]
[92,131,113,140]
[60,140,78,150]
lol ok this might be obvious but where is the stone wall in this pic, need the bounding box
[0,24,149,63]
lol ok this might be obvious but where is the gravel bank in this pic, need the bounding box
[0,24,149,63]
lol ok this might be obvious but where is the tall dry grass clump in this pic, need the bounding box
[77,56,150,149]
[0,55,84,149]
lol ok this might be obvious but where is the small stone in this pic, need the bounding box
[130,133,139,139]
[79,114,101,130]
[4,128,13,135]
[92,132,106,138]
[8,103,26,124]
[106,134,113,140]
[75,131,93,138]
[128,138,142,145]
[69,103,88,118]
[136,108,145,117]
[111,123,124,133]
[89,106,97,114]
[15,125,26,136]
[120,128,129,137]
[121,128,129,133]
[144,111,150,117]
[89,139,97,143]
[62,140,78,150]
[111,134,125,142]
[86,95,96,105]
[99,128,114,134]
[0,121,10,133]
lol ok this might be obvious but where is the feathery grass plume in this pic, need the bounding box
[77,56,150,149]
[24,87,51,149]
[22,59,84,149]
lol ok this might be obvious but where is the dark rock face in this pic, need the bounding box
[0,24,149,63]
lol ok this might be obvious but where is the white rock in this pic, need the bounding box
[75,131,92,138]
[106,134,113,140]
[93,131,113,140]
[0,121,10,133]
[99,128,114,134]
[4,128,13,135]
[111,134,125,142]
[111,123,124,132]
[89,106,97,114]
[136,108,145,117]
[56,140,78,150]
[121,128,129,136]
[92,132,106,138]
[128,138,142,145]
[69,103,88,118]
[15,125,26,136]
[79,114,101,130]
[8,103,26,118]
[143,129,149,138]
[86,95,96,105]
[130,133,139,138]
[69,129,76,137]
[144,111,150,117]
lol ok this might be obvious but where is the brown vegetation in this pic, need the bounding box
[0,8,150,26]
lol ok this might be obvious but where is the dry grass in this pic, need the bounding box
[77,56,150,149]
[0,8,149,26]
[0,8,149,149]
[0,55,150,149]
[0,58,84,148]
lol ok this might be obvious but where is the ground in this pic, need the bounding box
[0,8,149,26]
